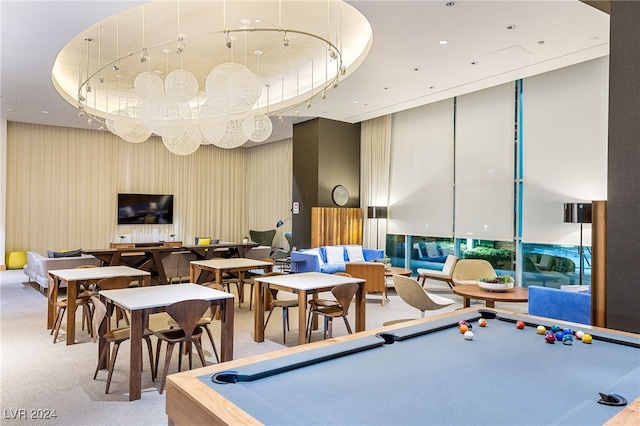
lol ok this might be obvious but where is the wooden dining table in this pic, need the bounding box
[189,258,273,286]
[180,242,259,260]
[253,272,366,345]
[99,283,234,401]
[47,265,150,345]
[82,246,177,285]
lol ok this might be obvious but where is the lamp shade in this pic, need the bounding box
[563,203,592,224]
[276,218,291,228]
[367,206,388,219]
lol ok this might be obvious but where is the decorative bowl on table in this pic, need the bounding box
[478,275,515,292]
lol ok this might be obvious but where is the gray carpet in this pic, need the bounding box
[0,269,526,425]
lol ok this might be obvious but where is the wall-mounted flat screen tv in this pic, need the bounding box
[117,194,174,224]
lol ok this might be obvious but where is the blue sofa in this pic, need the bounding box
[527,286,591,325]
[291,245,384,274]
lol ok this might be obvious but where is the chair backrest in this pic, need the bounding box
[245,247,273,260]
[333,272,352,277]
[345,262,385,293]
[90,296,108,342]
[451,259,496,282]
[249,229,276,247]
[330,282,359,316]
[96,276,135,291]
[441,255,458,277]
[284,232,293,251]
[393,275,452,314]
[166,299,211,341]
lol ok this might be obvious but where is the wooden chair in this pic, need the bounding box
[94,276,137,327]
[167,282,221,363]
[261,272,299,343]
[49,264,100,343]
[417,254,458,289]
[240,258,275,310]
[154,299,211,394]
[90,296,155,394]
[451,259,496,285]
[306,282,359,342]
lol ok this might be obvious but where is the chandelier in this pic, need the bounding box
[52,0,372,154]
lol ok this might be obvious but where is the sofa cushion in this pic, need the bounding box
[47,249,83,258]
[424,242,440,257]
[345,245,365,262]
[325,246,345,265]
[320,264,347,274]
[197,238,211,246]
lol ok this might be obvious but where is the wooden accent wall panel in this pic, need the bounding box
[591,200,607,327]
[311,208,362,247]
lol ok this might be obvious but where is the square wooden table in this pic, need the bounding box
[253,272,366,345]
[99,283,234,401]
[48,265,150,345]
[189,258,273,285]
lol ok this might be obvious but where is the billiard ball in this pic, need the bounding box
[464,331,474,340]
[545,333,556,344]
[575,330,585,340]
[582,333,593,344]
[516,320,525,329]
[478,318,487,327]
[459,324,469,334]
[458,320,468,327]
[551,325,561,332]
[563,328,572,336]
[555,331,565,341]
[562,335,573,345]
[536,325,547,335]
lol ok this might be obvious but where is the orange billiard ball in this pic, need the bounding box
[478,318,487,327]
[459,324,469,334]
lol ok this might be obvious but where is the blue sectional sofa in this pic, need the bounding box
[527,286,591,325]
[290,245,384,274]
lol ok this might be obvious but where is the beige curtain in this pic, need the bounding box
[5,122,291,254]
[360,115,392,250]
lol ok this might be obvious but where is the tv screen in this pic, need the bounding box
[117,194,174,225]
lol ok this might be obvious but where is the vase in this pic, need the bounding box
[477,281,514,292]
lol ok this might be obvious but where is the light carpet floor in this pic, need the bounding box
[0,269,526,425]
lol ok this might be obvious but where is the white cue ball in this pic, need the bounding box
[464,331,474,340]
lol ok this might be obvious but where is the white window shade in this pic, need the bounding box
[522,57,608,246]
[454,83,515,242]
[388,100,454,237]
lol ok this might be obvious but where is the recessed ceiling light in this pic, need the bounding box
[353,100,358,104]
[507,25,517,30]
[446,1,456,7]
[471,61,478,65]
[384,87,389,90]
[538,40,545,45]
[439,40,448,45]
[42,110,49,114]
[413,67,420,72]
[429,86,435,89]
[7,108,15,112]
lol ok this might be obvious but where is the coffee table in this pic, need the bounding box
[453,284,528,308]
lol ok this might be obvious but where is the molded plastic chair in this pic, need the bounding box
[90,296,155,394]
[249,229,276,247]
[417,254,458,289]
[393,275,455,318]
[154,299,211,394]
[240,258,275,310]
[451,259,497,285]
[262,272,299,343]
[306,282,359,342]
[272,232,294,260]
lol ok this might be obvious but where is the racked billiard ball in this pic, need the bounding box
[536,325,547,335]
[563,328,572,336]
[555,331,565,341]
[562,335,573,345]
[575,330,585,340]
[551,325,561,332]
[545,334,556,344]
[516,320,526,329]
[582,333,593,344]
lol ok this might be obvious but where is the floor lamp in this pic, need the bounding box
[367,206,388,250]
[564,203,592,286]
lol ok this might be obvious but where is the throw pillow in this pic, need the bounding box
[197,238,211,246]
[304,248,324,266]
[325,246,345,265]
[425,242,440,257]
[345,245,365,262]
[48,249,82,258]
[440,245,455,256]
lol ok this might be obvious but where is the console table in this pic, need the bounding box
[110,241,182,249]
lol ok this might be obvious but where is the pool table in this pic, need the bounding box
[166,307,640,425]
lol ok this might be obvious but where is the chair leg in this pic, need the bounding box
[248,283,254,310]
[94,342,110,380]
[343,317,353,334]
[159,341,176,394]
[306,308,314,343]
[281,308,287,344]
[202,324,219,363]
[143,336,155,381]
[178,342,184,372]
[324,316,332,339]
[193,339,207,368]
[52,306,66,343]
[154,340,163,379]
[105,341,123,394]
